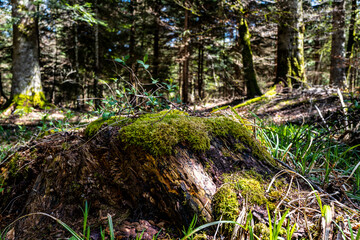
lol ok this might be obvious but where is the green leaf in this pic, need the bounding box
[137,60,149,69]
[144,54,148,63]
[108,214,115,240]
[115,58,124,64]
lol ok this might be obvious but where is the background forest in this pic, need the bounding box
[0,0,359,110]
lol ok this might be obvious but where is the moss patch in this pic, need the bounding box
[223,173,267,206]
[84,116,129,138]
[119,111,210,156]
[253,223,270,240]
[231,86,277,110]
[85,110,275,164]
[212,184,239,232]
[10,92,50,114]
[204,116,275,165]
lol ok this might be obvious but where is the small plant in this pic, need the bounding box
[89,55,179,120]
[180,212,257,240]
[0,202,116,240]
[335,218,360,240]
[267,205,288,240]
[182,215,198,240]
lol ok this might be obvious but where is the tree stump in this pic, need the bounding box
[0,110,279,239]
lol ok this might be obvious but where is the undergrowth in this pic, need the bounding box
[254,116,360,199]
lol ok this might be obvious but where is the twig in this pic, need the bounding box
[314,104,330,131]
[337,88,349,130]
[275,175,294,212]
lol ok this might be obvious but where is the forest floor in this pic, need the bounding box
[0,87,352,129]
[204,87,350,124]
[1,87,360,239]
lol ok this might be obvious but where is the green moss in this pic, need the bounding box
[212,184,239,232]
[253,223,270,240]
[119,111,210,156]
[84,116,133,138]
[12,92,47,110]
[237,178,267,205]
[231,86,277,110]
[253,222,286,240]
[223,174,267,206]
[205,117,275,166]
[85,110,275,164]
[235,143,246,152]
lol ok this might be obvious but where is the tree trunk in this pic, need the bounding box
[128,0,138,106]
[51,15,58,104]
[10,0,46,109]
[238,16,262,98]
[313,36,322,85]
[152,0,160,82]
[197,44,204,100]
[275,0,306,89]
[346,0,357,89]
[94,0,100,109]
[330,0,346,88]
[182,9,190,104]
[0,73,9,103]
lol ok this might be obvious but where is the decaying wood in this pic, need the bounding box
[0,114,277,239]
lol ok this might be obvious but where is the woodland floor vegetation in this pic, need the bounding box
[0,86,360,240]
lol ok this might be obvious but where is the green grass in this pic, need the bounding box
[254,117,360,198]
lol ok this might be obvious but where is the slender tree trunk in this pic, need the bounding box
[313,36,321,85]
[0,73,9,102]
[74,0,80,104]
[346,0,357,89]
[238,16,261,98]
[178,62,182,99]
[51,5,58,104]
[275,0,306,89]
[10,0,46,109]
[128,0,138,105]
[330,0,346,88]
[182,9,190,104]
[94,0,100,109]
[197,45,204,100]
[153,0,160,82]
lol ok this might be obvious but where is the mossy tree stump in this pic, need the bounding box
[0,110,279,239]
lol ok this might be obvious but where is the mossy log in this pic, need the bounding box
[0,110,279,239]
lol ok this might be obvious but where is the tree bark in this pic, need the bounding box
[313,36,322,85]
[345,0,357,89]
[197,44,204,100]
[152,0,160,81]
[238,16,262,98]
[94,0,100,109]
[182,9,190,104]
[275,0,306,89]
[51,9,58,104]
[10,0,46,108]
[0,73,9,103]
[330,0,346,88]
